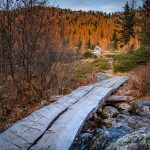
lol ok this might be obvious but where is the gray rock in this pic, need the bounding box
[70,132,93,150]
[106,127,150,150]
[116,102,132,113]
[40,100,48,106]
[107,123,132,142]
[96,73,109,81]
[93,112,98,120]
[84,122,132,150]
[80,133,93,141]
[97,107,103,114]
[118,114,150,129]
[50,95,63,102]
[103,118,116,128]
[133,99,150,119]
[102,106,119,118]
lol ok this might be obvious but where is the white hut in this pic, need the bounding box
[93,45,102,55]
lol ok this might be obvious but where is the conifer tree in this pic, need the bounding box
[87,38,91,49]
[77,38,82,50]
[113,30,118,49]
[141,0,150,47]
[118,2,135,47]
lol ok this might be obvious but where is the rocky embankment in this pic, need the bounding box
[71,95,150,150]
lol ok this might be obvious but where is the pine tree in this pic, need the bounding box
[77,38,82,50]
[87,38,91,49]
[113,30,118,49]
[141,0,150,47]
[118,2,135,47]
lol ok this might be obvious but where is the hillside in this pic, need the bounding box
[26,6,141,52]
[49,7,141,51]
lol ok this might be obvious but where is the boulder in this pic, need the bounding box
[116,103,132,113]
[87,128,110,150]
[96,73,109,81]
[133,99,150,119]
[40,100,48,106]
[117,114,150,129]
[70,132,93,150]
[102,106,119,118]
[81,122,132,150]
[80,133,93,141]
[51,95,63,101]
[103,118,116,128]
[106,127,150,150]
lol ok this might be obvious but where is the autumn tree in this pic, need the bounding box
[0,0,77,119]
[100,31,104,39]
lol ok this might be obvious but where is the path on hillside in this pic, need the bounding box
[0,76,129,150]
[102,42,121,75]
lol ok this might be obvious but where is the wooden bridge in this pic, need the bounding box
[0,76,129,150]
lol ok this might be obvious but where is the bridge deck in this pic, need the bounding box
[0,76,129,150]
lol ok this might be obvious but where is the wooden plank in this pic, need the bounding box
[0,77,120,150]
[30,87,113,150]
[30,77,129,150]
[0,86,95,150]
[103,76,129,89]
[106,95,134,103]
[110,76,129,89]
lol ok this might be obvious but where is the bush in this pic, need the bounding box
[113,47,150,72]
[92,57,110,71]
[131,62,150,97]
[82,51,97,59]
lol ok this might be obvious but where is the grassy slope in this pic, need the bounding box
[113,47,150,97]
[113,47,150,72]
[76,57,110,79]
[72,57,110,85]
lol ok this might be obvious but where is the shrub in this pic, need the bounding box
[113,47,150,72]
[92,57,110,71]
[82,51,97,59]
[131,62,150,97]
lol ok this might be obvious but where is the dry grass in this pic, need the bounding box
[130,62,150,97]
[0,57,110,131]
[0,59,98,132]
[118,62,150,99]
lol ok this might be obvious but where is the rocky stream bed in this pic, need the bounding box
[70,98,150,150]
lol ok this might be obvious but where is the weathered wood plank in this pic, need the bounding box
[0,77,120,150]
[30,87,112,150]
[0,88,94,150]
[0,76,129,150]
[106,95,134,103]
[30,76,129,150]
